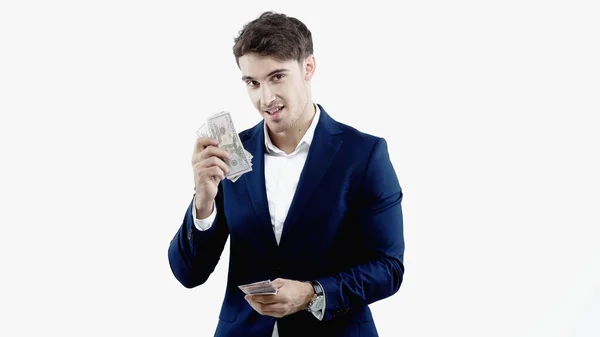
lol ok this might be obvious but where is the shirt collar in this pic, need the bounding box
[264,103,321,155]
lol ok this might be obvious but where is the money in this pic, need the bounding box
[196,111,253,182]
[229,150,252,182]
[238,279,279,295]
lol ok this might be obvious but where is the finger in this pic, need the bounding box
[192,147,232,168]
[194,137,219,152]
[246,294,279,304]
[245,300,262,314]
[196,166,226,183]
[192,138,219,164]
[196,156,230,175]
[193,146,232,165]
[245,299,284,317]
[204,166,226,181]
[271,278,285,288]
[202,145,233,162]
[245,298,268,315]
[259,303,286,317]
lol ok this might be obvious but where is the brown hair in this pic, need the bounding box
[233,11,313,66]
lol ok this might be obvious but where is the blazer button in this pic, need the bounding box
[187,228,192,241]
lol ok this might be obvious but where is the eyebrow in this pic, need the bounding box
[242,69,289,82]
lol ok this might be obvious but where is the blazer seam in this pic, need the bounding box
[356,137,383,195]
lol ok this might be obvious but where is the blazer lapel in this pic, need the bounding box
[278,107,343,247]
[244,124,280,251]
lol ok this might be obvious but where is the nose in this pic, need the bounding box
[260,84,276,107]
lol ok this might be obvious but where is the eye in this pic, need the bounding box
[246,80,259,88]
[272,74,285,81]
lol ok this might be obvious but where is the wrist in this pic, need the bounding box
[302,281,316,309]
[195,198,214,219]
[305,280,325,317]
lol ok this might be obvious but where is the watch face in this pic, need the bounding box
[310,295,324,311]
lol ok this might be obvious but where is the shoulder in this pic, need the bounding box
[325,111,385,153]
[339,121,381,145]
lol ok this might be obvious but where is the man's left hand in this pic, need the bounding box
[244,278,315,318]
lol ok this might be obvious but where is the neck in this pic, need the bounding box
[269,103,316,154]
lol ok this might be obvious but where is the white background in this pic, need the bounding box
[1,1,599,336]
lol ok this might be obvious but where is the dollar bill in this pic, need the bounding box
[238,279,278,295]
[196,123,209,138]
[196,111,253,182]
[229,150,253,182]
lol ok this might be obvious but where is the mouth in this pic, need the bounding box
[264,106,284,114]
[264,105,284,119]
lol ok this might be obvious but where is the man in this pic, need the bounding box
[168,11,405,337]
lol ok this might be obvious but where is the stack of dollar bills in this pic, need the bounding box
[196,111,253,182]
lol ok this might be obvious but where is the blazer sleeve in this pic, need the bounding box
[168,183,229,288]
[316,137,405,321]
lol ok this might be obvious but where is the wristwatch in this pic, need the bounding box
[307,280,325,316]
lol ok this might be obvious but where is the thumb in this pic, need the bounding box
[271,278,285,288]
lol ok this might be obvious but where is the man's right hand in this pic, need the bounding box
[192,137,232,219]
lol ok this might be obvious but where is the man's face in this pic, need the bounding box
[238,53,314,135]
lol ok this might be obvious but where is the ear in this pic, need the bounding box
[303,55,316,81]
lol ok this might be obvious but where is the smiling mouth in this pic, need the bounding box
[264,106,284,115]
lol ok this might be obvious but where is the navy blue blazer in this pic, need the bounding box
[169,105,405,337]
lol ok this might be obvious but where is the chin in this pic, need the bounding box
[266,121,287,134]
[266,122,281,132]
